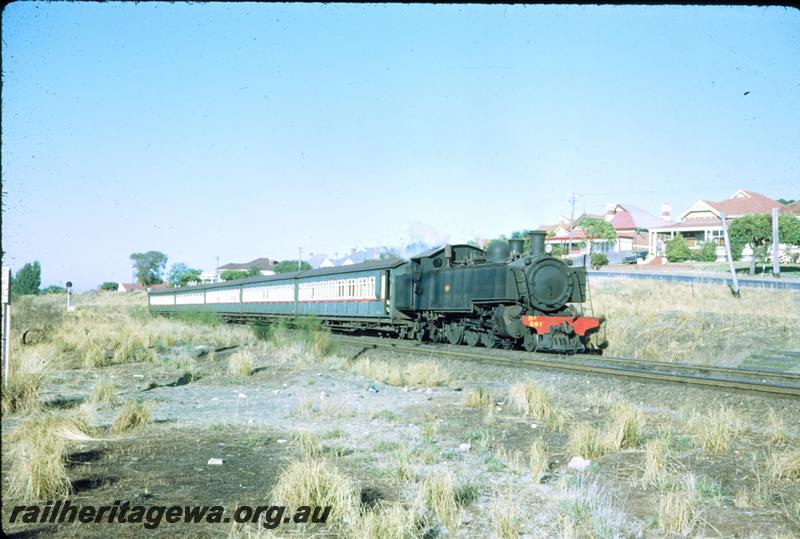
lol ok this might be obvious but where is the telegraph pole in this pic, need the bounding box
[298,247,303,271]
[215,256,220,282]
[567,193,579,258]
[772,207,780,278]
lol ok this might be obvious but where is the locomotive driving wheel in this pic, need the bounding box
[480,332,498,348]
[464,330,480,347]
[445,322,465,345]
[523,330,540,352]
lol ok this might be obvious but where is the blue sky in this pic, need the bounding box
[2,3,798,289]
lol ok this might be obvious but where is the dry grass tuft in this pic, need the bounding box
[687,404,743,453]
[529,439,549,482]
[271,459,357,521]
[464,386,492,408]
[491,489,526,538]
[7,410,95,500]
[111,401,153,433]
[641,436,671,487]
[765,448,800,483]
[348,502,416,539]
[604,401,645,450]
[558,477,625,538]
[506,381,551,420]
[227,522,280,538]
[568,422,606,459]
[296,431,323,457]
[354,358,451,387]
[417,470,460,531]
[766,407,788,444]
[90,379,118,406]
[227,350,256,377]
[657,473,700,535]
[2,374,42,415]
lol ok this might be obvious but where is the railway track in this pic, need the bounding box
[332,335,800,398]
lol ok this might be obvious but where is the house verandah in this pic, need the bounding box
[648,220,725,256]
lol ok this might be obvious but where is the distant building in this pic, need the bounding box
[539,204,669,256]
[332,247,386,266]
[118,283,168,292]
[648,190,783,255]
[305,254,335,269]
[218,257,277,276]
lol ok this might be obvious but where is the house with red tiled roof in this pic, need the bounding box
[540,205,670,257]
[647,190,783,256]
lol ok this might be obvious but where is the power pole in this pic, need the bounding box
[567,193,579,258]
[720,212,740,297]
[215,256,220,282]
[298,247,303,271]
[772,207,780,278]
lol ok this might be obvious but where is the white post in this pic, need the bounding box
[2,266,11,387]
[720,212,740,297]
[772,207,780,278]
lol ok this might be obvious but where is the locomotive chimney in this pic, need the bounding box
[528,231,546,256]
[508,239,524,257]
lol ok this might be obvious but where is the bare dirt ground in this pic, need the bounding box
[2,286,799,538]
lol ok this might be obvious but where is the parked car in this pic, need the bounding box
[623,251,648,264]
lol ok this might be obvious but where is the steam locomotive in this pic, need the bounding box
[148,231,605,354]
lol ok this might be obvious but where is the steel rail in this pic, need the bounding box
[332,336,800,398]
[565,353,800,381]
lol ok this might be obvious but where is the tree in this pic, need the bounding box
[220,270,245,281]
[576,217,617,257]
[778,198,796,205]
[168,263,202,287]
[220,266,262,281]
[779,213,800,248]
[665,235,692,262]
[41,285,66,294]
[99,281,118,291]
[274,260,311,273]
[130,251,168,285]
[12,261,41,296]
[728,214,773,275]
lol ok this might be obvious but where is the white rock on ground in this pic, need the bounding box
[567,456,591,471]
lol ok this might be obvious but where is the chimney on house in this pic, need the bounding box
[605,203,616,222]
[660,202,672,222]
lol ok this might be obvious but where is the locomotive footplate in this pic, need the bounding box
[521,315,602,337]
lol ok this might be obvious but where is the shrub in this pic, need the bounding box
[99,282,119,291]
[665,235,692,262]
[591,253,609,269]
[692,241,718,262]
